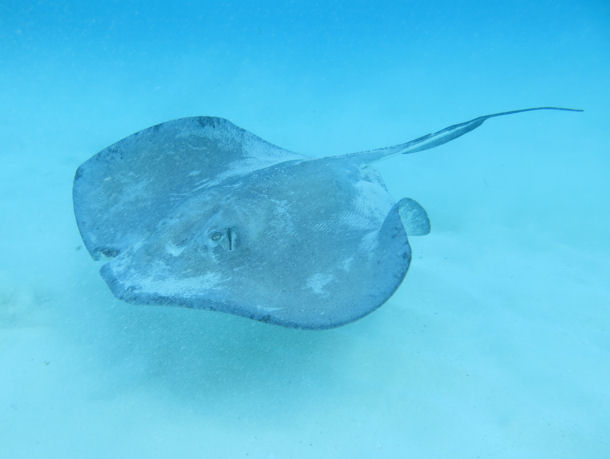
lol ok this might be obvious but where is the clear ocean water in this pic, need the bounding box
[1,1,609,457]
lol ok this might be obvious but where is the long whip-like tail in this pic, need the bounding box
[345,107,582,163]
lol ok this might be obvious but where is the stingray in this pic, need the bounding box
[73,107,580,329]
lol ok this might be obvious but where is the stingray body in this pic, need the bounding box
[73,107,579,329]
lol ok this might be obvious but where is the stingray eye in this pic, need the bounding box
[210,231,223,242]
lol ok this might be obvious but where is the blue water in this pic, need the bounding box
[1,1,609,457]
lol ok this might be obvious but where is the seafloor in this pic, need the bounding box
[1,2,609,457]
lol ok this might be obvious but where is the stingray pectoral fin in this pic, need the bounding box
[398,198,430,236]
[349,106,583,163]
[73,116,305,260]
[97,201,412,330]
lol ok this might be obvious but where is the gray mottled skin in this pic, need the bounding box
[73,107,580,329]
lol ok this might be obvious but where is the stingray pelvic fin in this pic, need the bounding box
[397,198,430,236]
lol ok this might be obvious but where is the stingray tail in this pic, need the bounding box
[347,107,582,163]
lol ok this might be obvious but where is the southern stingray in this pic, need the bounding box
[73,107,580,329]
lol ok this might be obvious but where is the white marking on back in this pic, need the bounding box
[165,242,185,257]
[307,273,334,296]
[136,272,225,296]
[341,257,354,272]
